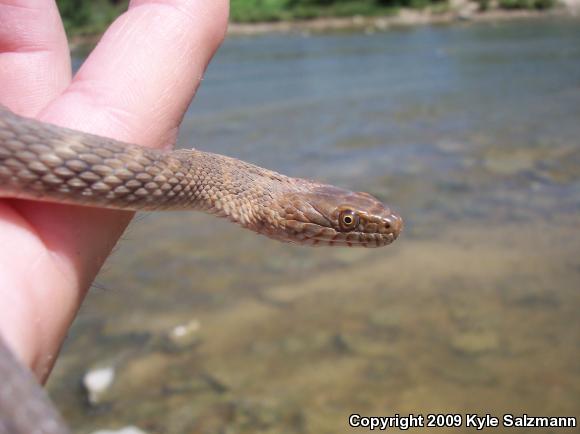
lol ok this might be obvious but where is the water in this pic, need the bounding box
[51,18,580,433]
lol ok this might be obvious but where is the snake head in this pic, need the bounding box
[274,184,402,247]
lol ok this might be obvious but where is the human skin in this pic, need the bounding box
[0,0,229,382]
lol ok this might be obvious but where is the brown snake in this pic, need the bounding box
[0,105,402,433]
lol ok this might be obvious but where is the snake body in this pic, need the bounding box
[0,105,401,246]
[0,105,401,433]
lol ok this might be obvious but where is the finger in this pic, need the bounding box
[34,0,229,281]
[0,0,71,376]
[32,0,230,296]
[44,0,229,149]
[8,0,229,378]
[0,0,71,114]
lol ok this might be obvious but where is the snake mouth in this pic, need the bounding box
[298,232,398,248]
[295,234,396,248]
[280,221,400,248]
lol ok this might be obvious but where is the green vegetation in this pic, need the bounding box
[56,0,556,36]
[57,0,128,35]
[474,0,491,11]
[229,0,407,22]
[498,0,556,9]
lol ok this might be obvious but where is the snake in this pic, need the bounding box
[0,105,402,433]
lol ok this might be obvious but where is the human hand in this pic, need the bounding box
[0,0,228,382]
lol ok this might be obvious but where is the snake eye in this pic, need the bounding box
[339,210,359,231]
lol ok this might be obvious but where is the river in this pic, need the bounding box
[50,17,580,433]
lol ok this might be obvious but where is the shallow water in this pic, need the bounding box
[51,17,580,433]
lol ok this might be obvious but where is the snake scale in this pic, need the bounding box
[0,105,401,433]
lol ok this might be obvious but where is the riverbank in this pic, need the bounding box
[68,4,577,51]
[227,5,575,35]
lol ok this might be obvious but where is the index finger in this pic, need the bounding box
[45,0,229,148]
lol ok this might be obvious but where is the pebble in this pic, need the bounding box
[165,319,201,351]
[83,365,115,405]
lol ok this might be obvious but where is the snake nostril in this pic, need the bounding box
[392,214,403,234]
[383,214,402,236]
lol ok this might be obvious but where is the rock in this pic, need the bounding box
[434,359,498,386]
[560,0,580,13]
[374,18,389,30]
[83,365,115,406]
[458,3,479,20]
[352,15,365,26]
[164,319,201,351]
[435,139,466,153]
[483,152,535,175]
[369,310,402,331]
[330,333,353,354]
[450,331,500,355]
[449,0,479,19]
[90,426,148,434]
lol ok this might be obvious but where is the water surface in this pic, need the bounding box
[51,17,580,433]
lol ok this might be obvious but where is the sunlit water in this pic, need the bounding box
[51,17,580,433]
